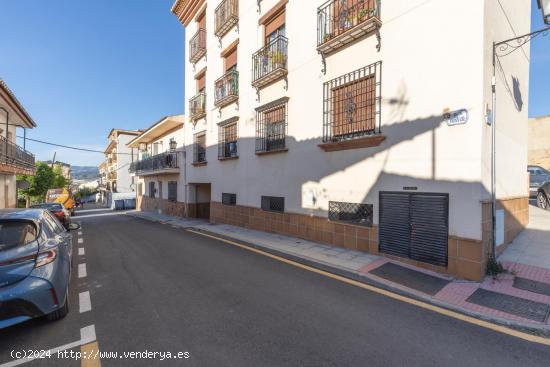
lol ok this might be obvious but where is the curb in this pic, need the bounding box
[128,212,550,339]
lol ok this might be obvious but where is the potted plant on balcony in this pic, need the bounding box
[271,51,286,69]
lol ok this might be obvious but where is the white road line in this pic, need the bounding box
[78,238,83,244]
[78,263,87,278]
[78,231,83,236]
[79,291,92,313]
[77,208,109,213]
[0,325,97,367]
[76,211,128,219]
[78,248,85,256]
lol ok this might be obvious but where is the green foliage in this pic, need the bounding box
[75,187,97,200]
[17,162,55,200]
[52,165,69,188]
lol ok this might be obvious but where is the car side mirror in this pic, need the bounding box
[68,223,81,231]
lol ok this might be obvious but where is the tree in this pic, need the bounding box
[17,162,55,207]
[52,165,69,188]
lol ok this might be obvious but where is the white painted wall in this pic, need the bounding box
[181,0,530,241]
[114,133,139,193]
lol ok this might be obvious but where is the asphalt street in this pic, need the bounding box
[1,207,550,366]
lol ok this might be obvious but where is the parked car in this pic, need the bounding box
[537,182,550,210]
[30,203,71,229]
[0,209,79,329]
[528,165,550,198]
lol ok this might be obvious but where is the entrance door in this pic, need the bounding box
[379,192,449,267]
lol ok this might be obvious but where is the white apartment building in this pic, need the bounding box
[171,0,531,280]
[127,115,186,216]
[103,129,140,208]
[0,79,37,208]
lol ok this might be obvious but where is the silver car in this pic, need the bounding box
[528,165,550,198]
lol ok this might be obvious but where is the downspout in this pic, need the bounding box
[490,42,497,262]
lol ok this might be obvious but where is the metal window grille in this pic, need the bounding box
[149,182,156,199]
[218,121,238,158]
[128,152,178,174]
[0,135,35,169]
[323,61,382,142]
[261,196,285,212]
[214,69,239,107]
[215,0,239,38]
[193,132,207,163]
[222,193,237,205]
[189,92,206,120]
[317,0,381,46]
[252,35,288,84]
[256,98,288,152]
[158,181,163,199]
[168,181,177,202]
[328,201,373,227]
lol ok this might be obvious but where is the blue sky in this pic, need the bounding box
[0,0,548,166]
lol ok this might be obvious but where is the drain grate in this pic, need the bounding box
[466,289,550,323]
[513,277,550,297]
[369,262,450,296]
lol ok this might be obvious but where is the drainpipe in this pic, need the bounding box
[490,42,497,262]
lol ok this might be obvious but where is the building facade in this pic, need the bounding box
[102,129,140,207]
[128,115,186,216]
[171,0,531,280]
[0,79,37,208]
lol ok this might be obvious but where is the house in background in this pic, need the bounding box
[102,129,140,208]
[169,0,532,281]
[0,79,37,208]
[528,115,550,170]
[128,115,185,216]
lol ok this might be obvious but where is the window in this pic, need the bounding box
[158,181,163,199]
[329,201,373,227]
[222,193,237,206]
[218,118,239,159]
[0,221,37,251]
[261,196,284,212]
[264,6,285,44]
[256,97,288,153]
[168,181,177,202]
[149,181,156,198]
[193,132,207,163]
[323,62,382,142]
[44,211,65,234]
[224,46,238,72]
[197,72,206,92]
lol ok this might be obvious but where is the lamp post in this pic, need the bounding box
[489,15,550,263]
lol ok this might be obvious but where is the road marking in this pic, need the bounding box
[77,208,109,213]
[78,238,84,244]
[0,325,97,367]
[79,248,85,256]
[78,263,87,278]
[77,212,128,219]
[78,231,83,236]
[79,291,92,313]
[187,229,550,346]
[81,342,101,367]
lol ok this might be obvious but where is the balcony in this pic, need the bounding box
[189,28,207,64]
[317,0,381,55]
[214,70,239,108]
[215,0,238,39]
[252,35,288,89]
[189,92,207,121]
[129,152,179,176]
[0,135,35,175]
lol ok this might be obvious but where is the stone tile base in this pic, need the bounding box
[138,195,186,217]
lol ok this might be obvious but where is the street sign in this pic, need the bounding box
[444,109,469,126]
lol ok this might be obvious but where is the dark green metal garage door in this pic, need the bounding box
[379,192,449,267]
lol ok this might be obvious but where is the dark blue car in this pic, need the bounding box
[0,209,77,328]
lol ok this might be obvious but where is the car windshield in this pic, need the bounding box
[31,203,63,210]
[0,221,38,251]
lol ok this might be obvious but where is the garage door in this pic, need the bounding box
[379,192,449,267]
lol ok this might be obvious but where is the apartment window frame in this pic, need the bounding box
[255,97,289,153]
[168,181,178,202]
[218,117,239,159]
[322,61,382,143]
[328,201,373,227]
[149,181,156,199]
[222,193,237,206]
[261,196,285,213]
[193,131,207,164]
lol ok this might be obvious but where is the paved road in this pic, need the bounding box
[2,208,550,366]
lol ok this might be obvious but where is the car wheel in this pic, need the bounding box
[46,293,69,321]
[537,192,549,210]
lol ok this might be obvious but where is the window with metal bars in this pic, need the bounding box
[149,182,156,199]
[168,181,177,202]
[323,61,382,142]
[218,118,238,159]
[328,201,373,227]
[222,193,237,205]
[256,97,288,153]
[261,196,284,212]
[193,132,207,163]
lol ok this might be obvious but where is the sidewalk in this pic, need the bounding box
[128,210,550,336]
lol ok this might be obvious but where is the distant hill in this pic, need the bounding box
[71,166,99,180]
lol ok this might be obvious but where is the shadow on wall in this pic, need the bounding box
[511,75,523,112]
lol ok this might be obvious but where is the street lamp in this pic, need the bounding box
[539,0,550,24]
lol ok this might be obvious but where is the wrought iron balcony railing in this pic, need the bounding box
[189,28,207,64]
[317,0,381,54]
[189,92,207,121]
[215,0,239,38]
[0,135,35,171]
[252,35,288,89]
[129,152,179,174]
[214,70,239,108]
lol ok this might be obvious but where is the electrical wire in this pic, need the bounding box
[16,136,131,155]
